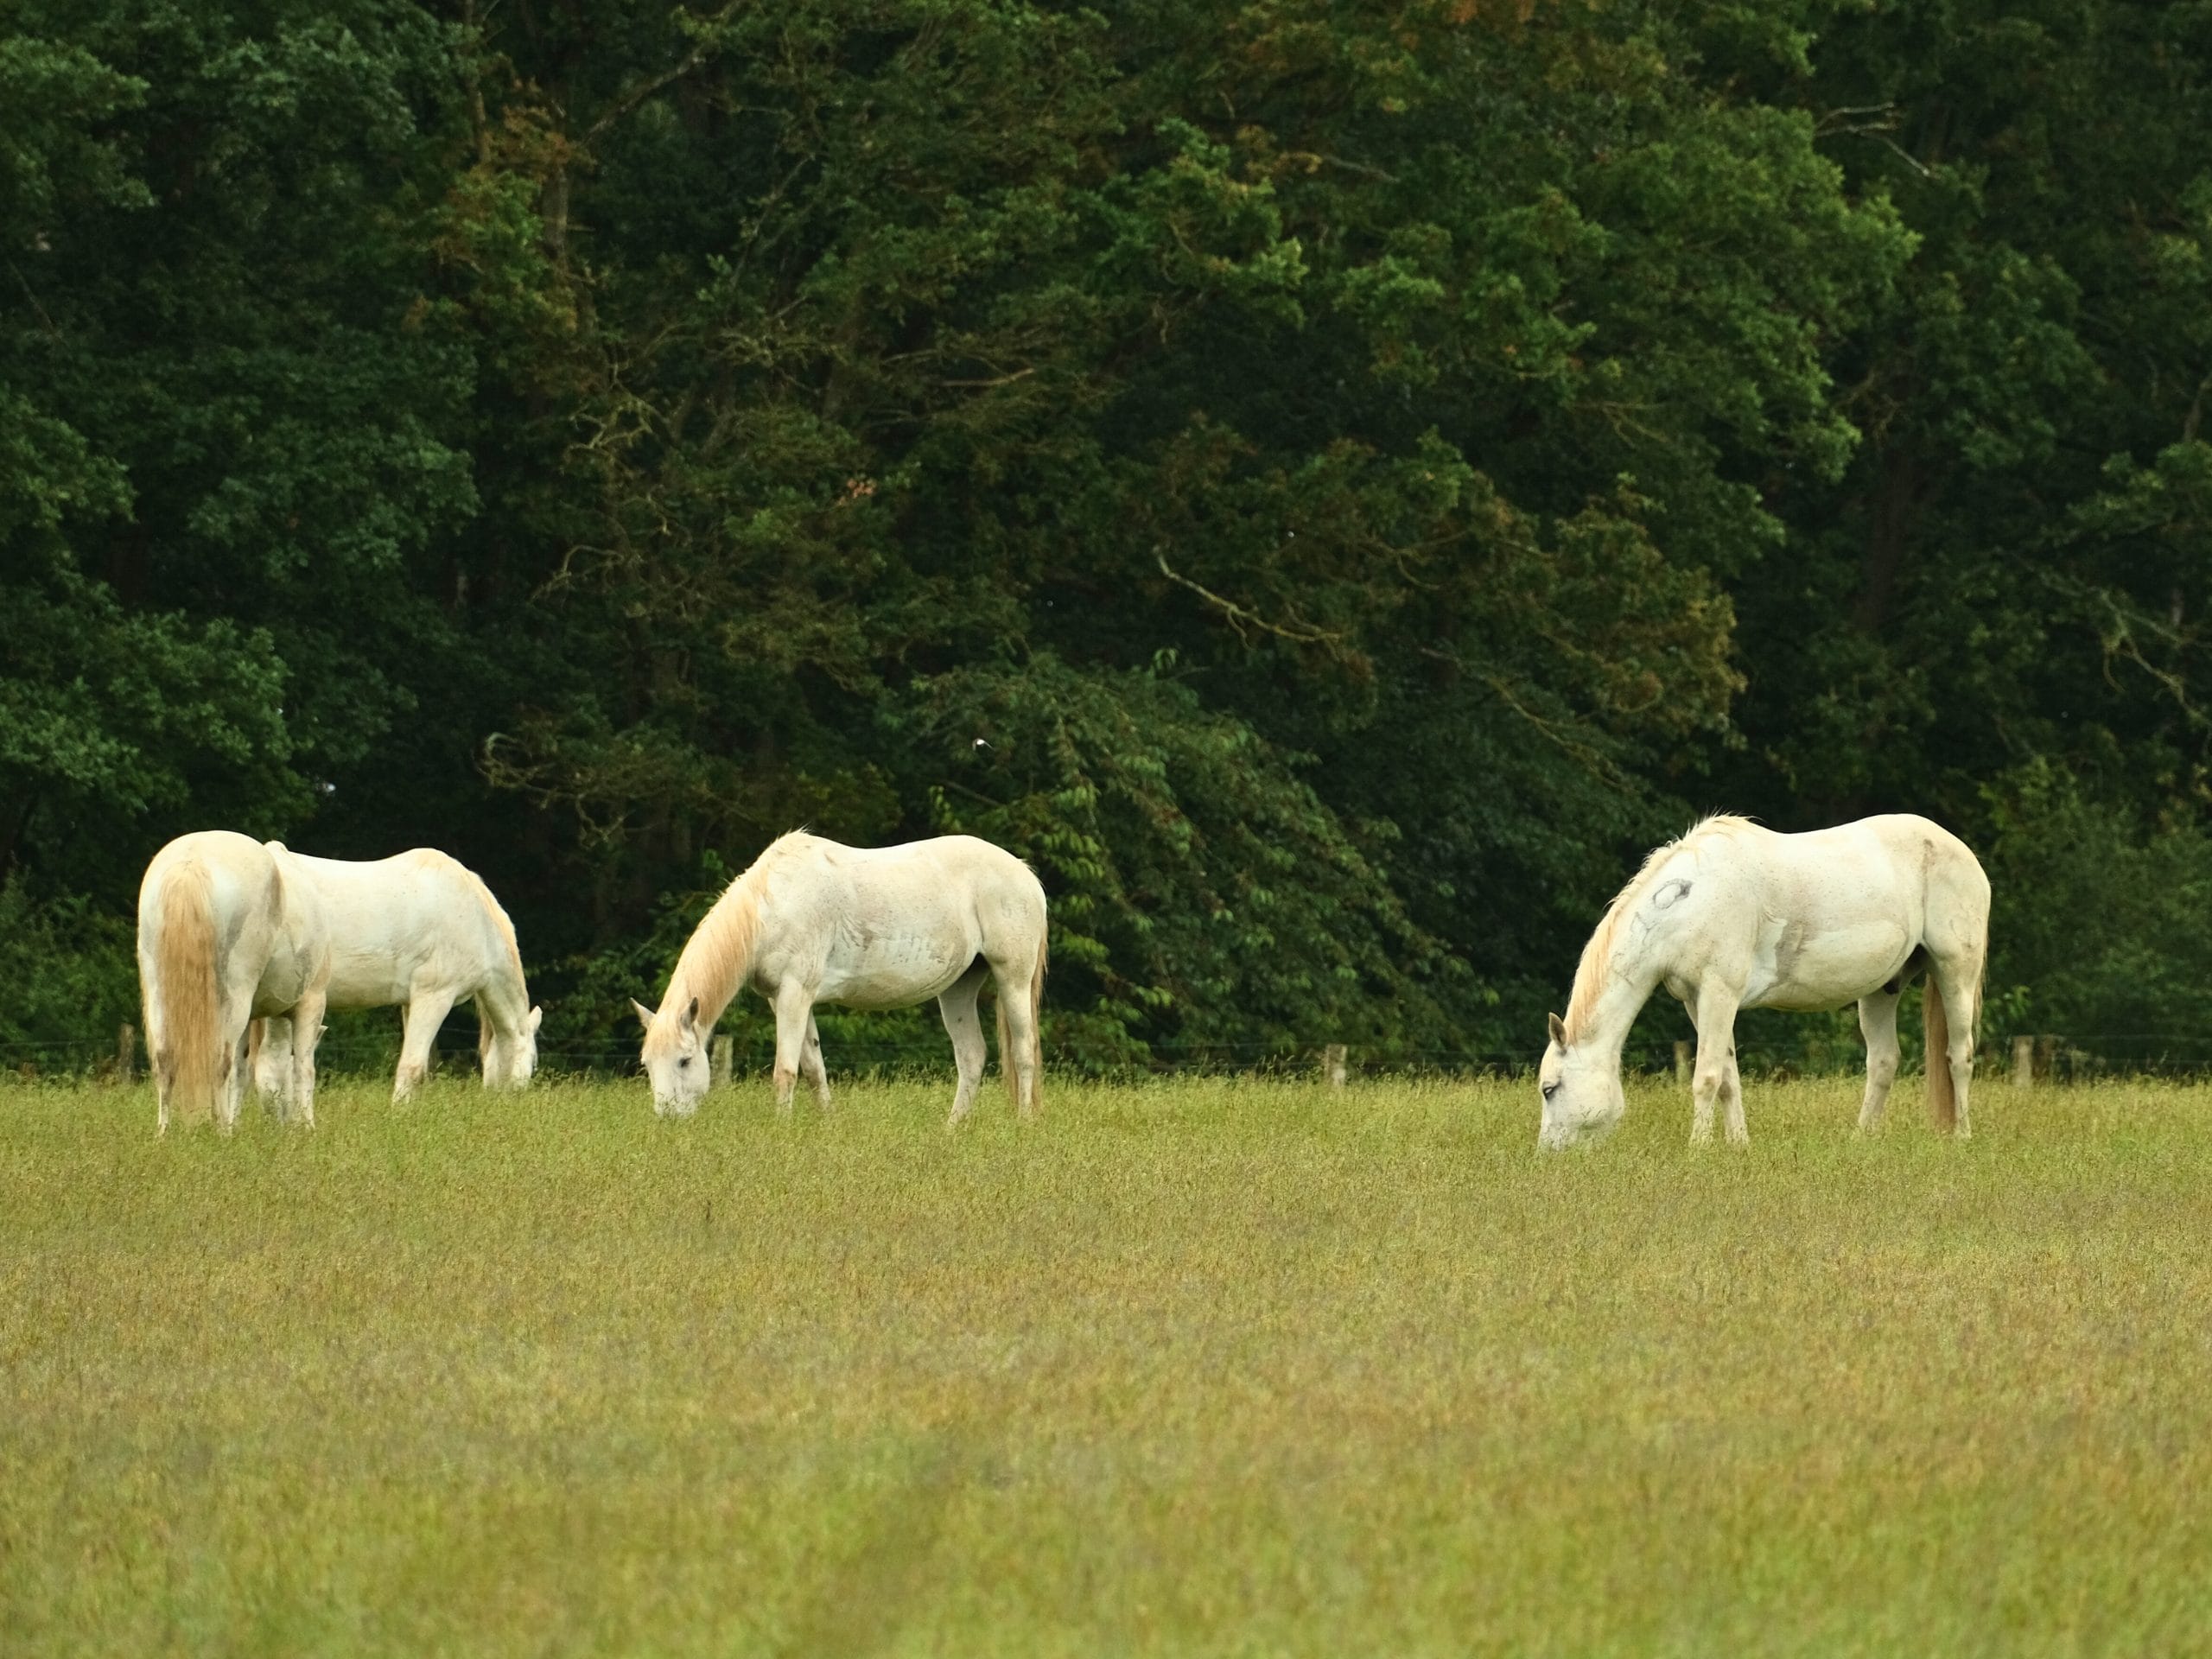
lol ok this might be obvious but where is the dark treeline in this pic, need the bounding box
[8,0,2212,1071]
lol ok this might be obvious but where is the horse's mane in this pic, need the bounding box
[646,830,815,1050]
[1562,814,1757,1042]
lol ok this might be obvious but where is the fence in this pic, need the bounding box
[3,1026,2205,1086]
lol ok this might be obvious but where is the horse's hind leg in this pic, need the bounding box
[938,966,988,1128]
[1930,959,1980,1139]
[1855,988,1903,1133]
[994,959,1042,1122]
[395,988,456,1102]
[289,985,327,1128]
[800,1014,833,1113]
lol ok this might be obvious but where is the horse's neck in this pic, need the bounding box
[671,885,768,1030]
[1573,933,1668,1060]
[475,957,531,1035]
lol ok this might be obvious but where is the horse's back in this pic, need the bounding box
[1738,814,1986,970]
[763,833,1043,1007]
[283,847,510,1004]
[803,833,1042,910]
[143,829,271,900]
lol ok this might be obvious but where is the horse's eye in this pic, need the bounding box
[677,1057,690,1069]
[1541,1082,1559,1100]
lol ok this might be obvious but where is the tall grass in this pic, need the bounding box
[3,1072,2209,1656]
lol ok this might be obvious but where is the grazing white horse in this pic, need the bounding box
[634,831,1048,1125]
[1538,814,1989,1149]
[137,831,333,1133]
[249,849,542,1105]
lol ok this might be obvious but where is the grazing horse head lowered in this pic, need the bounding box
[1539,813,1988,1150]
[243,847,543,1109]
[635,830,1048,1127]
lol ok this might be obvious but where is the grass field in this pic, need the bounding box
[3,1069,2210,1656]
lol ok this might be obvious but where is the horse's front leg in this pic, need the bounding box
[252,1016,296,1119]
[1690,983,1745,1146]
[800,1014,833,1113]
[770,983,815,1117]
[1856,988,1903,1133]
[394,988,456,1102]
[938,968,988,1128]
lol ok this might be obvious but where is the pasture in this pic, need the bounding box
[3,1071,2209,1656]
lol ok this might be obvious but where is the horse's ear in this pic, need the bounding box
[1548,1011,1568,1048]
[682,996,700,1034]
[528,1006,543,1035]
[631,998,655,1031]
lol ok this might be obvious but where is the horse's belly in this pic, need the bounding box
[815,930,977,1008]
[323,948,411,1009]
[1745,920,1912,1012]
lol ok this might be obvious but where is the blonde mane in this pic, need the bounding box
[645,830,814,1050]
[1562,814,1757,1041]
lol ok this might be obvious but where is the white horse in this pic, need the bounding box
[1538,813,1989,1149]
[249,848,542,1105]
[137,831,333,1133]
[634,831,1048,1124]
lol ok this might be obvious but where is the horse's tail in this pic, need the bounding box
[150,860,225,1125]
[997,929,1048,1116]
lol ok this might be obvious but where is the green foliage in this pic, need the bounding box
[0,879,136,1056]
[1982,762,2212,1059]
[8,0,2212,1065]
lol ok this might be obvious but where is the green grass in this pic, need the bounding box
[4,1071,2210,1656]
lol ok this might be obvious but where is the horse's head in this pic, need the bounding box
[491,1005,543,1088]
[479,1005,543,1088]
[634,995,709,1116]
[1538,1011,1624,1150]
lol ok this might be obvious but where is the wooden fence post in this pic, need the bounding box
[711,1033,734,1089]
[2011,1035,2035,1089]
[1673,1041,1691,1085]
[1323,1044,1347,1090]
[2035,1033,2061,1084]
[118,1022,137,1084]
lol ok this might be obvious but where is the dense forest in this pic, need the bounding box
[8,0,2212,1073]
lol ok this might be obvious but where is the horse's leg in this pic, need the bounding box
[290,985,327,1128]
[143,969,169,1135]
[1931,959,1980,1140]
[938,967,988,1128]
[394,988,456,1102]
[800,1014,833,1113]
[1854,988,1902,1133]
[770,982,813,1116]
[1690,982,1745,1146]
[994,955,1042,1122]
[254,1016,296,1120]
[220,1019,249,1135]
[213,963,252,1134]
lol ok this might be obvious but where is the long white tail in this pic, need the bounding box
[149,862,224,1125]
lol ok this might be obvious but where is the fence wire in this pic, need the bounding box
[5,1030,2210,1081]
